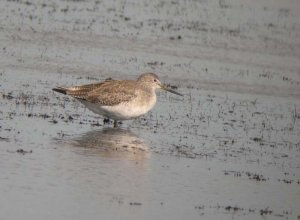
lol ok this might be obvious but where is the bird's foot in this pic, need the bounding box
[103,118,111,125]
[103,118,122,127]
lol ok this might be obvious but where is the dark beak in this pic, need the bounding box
[160,84,183,96]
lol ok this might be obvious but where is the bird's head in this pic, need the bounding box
[137,73,182,96]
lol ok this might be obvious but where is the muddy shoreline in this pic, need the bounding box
[1,0,300,219]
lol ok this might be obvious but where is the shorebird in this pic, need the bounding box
[52,73,182,127]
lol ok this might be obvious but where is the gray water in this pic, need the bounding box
[0,0,300,219]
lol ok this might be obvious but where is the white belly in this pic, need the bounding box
[80,95,156,120]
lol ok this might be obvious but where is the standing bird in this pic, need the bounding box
[52,73,182,127]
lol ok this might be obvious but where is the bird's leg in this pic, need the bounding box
[113,120,118,128]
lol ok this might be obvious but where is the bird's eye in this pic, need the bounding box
[154,79,157,82]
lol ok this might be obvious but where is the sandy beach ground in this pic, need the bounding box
[0,0,300,219]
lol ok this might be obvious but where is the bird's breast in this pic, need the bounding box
[80,90,157,120]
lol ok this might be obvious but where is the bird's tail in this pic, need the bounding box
[52,87,68,95]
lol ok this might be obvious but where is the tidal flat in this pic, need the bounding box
[0,0,300,219]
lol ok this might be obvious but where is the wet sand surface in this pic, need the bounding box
[0,0,300,219]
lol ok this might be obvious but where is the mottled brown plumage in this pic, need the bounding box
[60,80,138,106]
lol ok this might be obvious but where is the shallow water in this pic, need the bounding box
[1,0,300,219]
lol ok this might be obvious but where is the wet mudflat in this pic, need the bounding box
[1,0,300,220]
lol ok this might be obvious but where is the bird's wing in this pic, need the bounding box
[65,80,138,106]
[85,80,138,106]
[63,81,109,100]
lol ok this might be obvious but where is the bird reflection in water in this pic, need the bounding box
[71,128,151,160]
